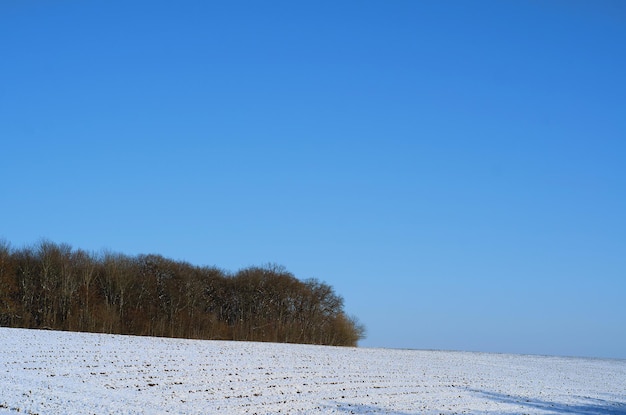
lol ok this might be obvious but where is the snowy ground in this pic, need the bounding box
[0,327,624,414]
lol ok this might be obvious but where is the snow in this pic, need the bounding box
[1,327,624,414]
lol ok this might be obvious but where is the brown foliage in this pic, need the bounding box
[0,240,366,346]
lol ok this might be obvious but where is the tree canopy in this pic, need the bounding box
[0,240,365,346]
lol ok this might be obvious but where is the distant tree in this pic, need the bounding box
[0,240,19,326]
[0,239,366,346]
[73,249,97,331]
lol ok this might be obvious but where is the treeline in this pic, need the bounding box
[0,240,365,346]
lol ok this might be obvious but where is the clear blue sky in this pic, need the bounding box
[2,1,625,359]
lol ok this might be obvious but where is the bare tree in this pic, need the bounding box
[0,240,366,346]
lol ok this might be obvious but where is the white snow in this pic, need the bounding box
[0,327,624,414]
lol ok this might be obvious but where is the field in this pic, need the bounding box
[1,327,624,414]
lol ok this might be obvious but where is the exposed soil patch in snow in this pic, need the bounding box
[1,327,624,414]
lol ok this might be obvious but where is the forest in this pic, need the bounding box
[0,240,365,347]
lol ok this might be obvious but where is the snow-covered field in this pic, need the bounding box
[1,327,624,414]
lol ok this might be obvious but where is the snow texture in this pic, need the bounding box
[0,327,624,414]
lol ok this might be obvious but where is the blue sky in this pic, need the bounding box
[2,1,625,359]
